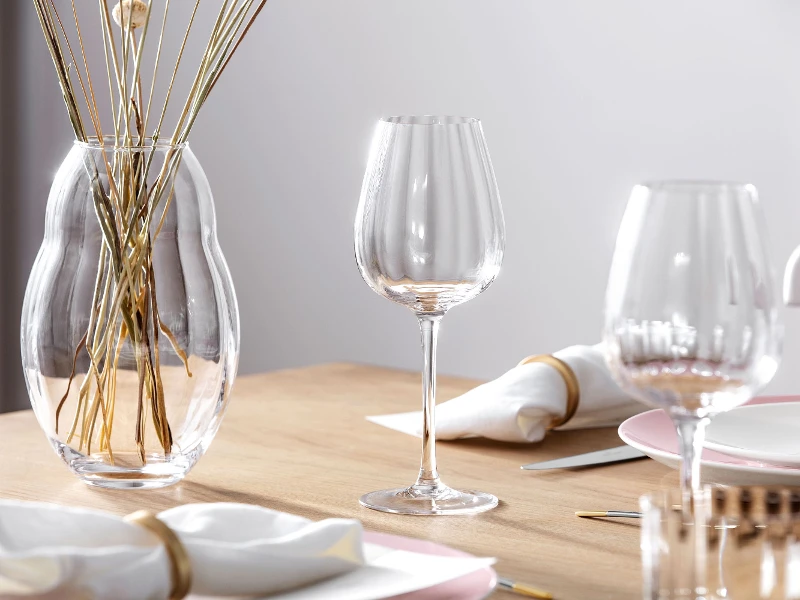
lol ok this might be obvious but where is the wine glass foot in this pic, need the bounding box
[359,483,498,515]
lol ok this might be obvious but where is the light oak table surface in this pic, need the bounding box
[0,363,674,599]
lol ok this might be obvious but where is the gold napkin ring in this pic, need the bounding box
[518,354,580,430]
[125,510,192,600]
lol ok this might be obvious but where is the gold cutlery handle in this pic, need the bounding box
[498,577,554,599]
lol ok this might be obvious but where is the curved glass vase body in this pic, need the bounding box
[21,139,240,489]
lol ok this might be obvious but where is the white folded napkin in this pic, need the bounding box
[368,344,645,443]
[0,501,364,599]
[0,501,493,600]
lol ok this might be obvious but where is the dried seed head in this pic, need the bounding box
[112,0,148,30]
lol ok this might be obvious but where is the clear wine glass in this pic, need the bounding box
[354,116,505,515]
[603,181,782,501]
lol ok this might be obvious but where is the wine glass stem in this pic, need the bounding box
[675,415,711,595]
[415,314,442,489]
[675,415,709,501]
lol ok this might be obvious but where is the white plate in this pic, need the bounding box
[705,402,800,467]
[618,396,800,486]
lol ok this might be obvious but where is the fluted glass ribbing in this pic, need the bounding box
[21,139,239,488]
[355,116,505,515]
[603,181,782,501]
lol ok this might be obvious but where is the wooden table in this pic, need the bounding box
[0,364,674,599]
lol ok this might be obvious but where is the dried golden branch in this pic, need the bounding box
[142,0,170,135]
[206,1,268,99]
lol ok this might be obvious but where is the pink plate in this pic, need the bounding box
[363,532,497,600]
[619,395,800,486]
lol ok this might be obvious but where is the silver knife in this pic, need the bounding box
[521,445,646,470]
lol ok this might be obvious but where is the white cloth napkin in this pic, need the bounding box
[368,344,645,443]
[0,501,493,600]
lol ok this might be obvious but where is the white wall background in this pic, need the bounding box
[14,0,800,398]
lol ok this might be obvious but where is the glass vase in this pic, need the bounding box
[21,138,239,489]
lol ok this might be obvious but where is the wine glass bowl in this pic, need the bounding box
[354,115,505,515]
[356,115,504,316]
[604,181,782,495]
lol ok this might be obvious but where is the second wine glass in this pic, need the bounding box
[354,116,505,515]
[603,181,783,500]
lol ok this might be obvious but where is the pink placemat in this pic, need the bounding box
[363,532,496,600]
